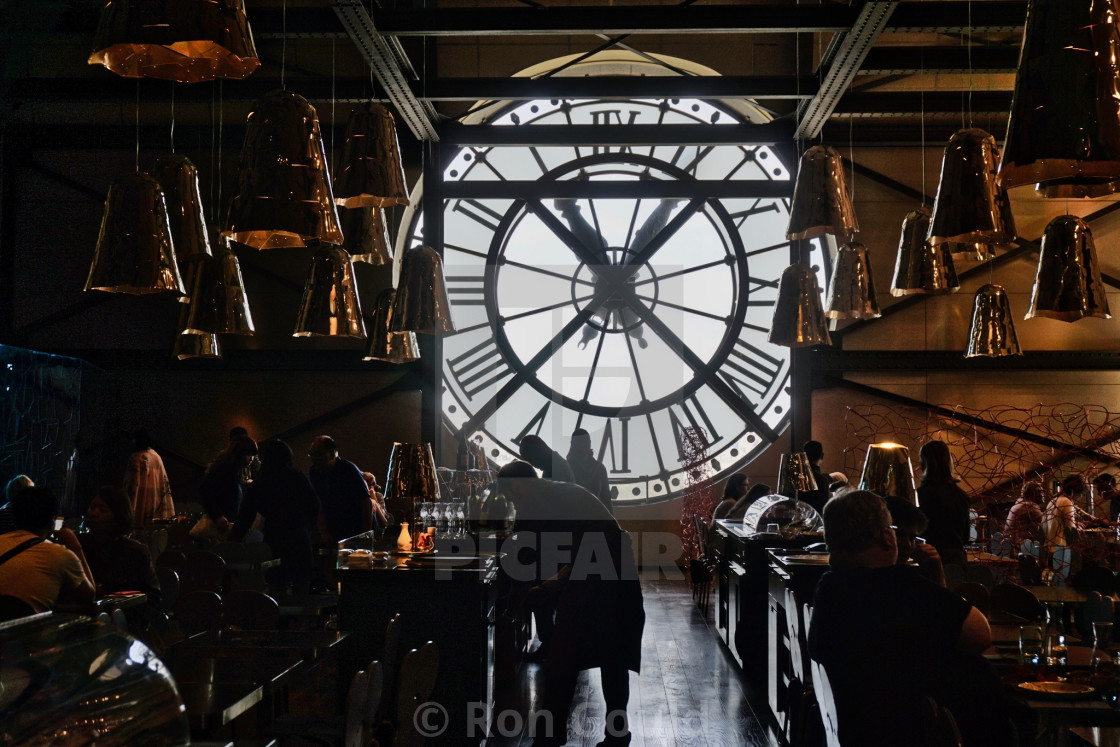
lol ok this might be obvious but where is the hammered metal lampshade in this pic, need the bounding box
[364,289,420,363]
[389,245,455,336]
[946,241,996,262]
[152,154,211,304]
[777,453,819,497]
[786,145,859,241]
[224,90,343,249]
[999,0,1120,196]
[929,129,1008,246]
[825,242,880,319]
[768,263,832,347]
[1026,214,1112,322]
[858,442,916,503]
[966,284,1023,357]
[88,0,258,83]
[293,244,367,338]
[334,102,410,209]
[891,207,960,296]
[342,206,393,265]
[173,301,221,360]
[85,172,185,295]
[384,442,441,525]
[184,242,254,335]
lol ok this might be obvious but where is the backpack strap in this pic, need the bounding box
[0,537,44,567]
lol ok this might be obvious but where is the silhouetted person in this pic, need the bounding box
[80,486,161,603]
[308,435,375,542]
[712,473,749,523]
[124,430,175,527]
[519,434,575,483]
[916,440,971,567]
[566,429,612,513]
[198,434,258,537]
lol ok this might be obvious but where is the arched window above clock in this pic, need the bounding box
[396,51,829,505]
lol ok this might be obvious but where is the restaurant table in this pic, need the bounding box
[1027,586,1092,606]
[176,680,263,736]
[177,629,349,660]
[166,653,303,732]
[56,591,148,617]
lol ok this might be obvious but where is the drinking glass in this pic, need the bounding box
[1019,625,1043,666]
[1046,632,1068,667]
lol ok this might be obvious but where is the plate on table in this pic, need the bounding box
[391,549,438,557]
[1016,681,1095,700]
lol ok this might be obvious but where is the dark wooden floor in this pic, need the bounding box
[488,574,780,747]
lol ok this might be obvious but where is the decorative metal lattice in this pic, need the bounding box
[679,425,712,564]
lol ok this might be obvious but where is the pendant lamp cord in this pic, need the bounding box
[967,0,973,128]
[281,0,287,90]
[218,79,224,222]
[331,39,337,178]
[135,78,140,172]
[170,82,175,153]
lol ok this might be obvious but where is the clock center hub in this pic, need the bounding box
[571,248,660,345]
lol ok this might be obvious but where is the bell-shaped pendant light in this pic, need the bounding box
[383,442,441,525]
[891,207,960,296]
[786,145,859,241]
[777,452,819,498]
[184,239,254,335]
[945,241,996,262]
[85,172,185,295]
[224,90,344,250]
[767,263,832,347]
[365,289,420,363]
[152,154,212,303]
[389,245,455,336]
[342,206,393,265]
[88,0,258,83]
[825,242,880,319]
[999,0,1120,196]
[858,442,916,503]
[294,244,367,338]
[965,284,1023,357]
[334,102,410,209]
[173,303,221,359]
[928,129,1007,245]
[1026,214,1112,322]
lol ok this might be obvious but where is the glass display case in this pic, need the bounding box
[741,494,824,536]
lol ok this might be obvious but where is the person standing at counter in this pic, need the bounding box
[810,490,1008,747]
[308,435,376,542]
[0,487,95,613]
[497,460,644,747]
[1005,482,1045,550]
[566,428,612,514]
[123,430,175,527]
[916,440,971,567]
[196,434,258,541]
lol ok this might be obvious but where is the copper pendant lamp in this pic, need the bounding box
[965,284,1023,357]
[825,242,880,319]
[389,245,456,336]
[777,452,818,498]
[88,0,259,83]
[152,154,211,303]
[173,302,221,360]
[224,90,344,250]
[184,241,254,335]
[294,244,367,338]
[786,145,859,242]
[928,129,1007,246]
[999,0,1120,196]
[858,442,916,503]
[342,206,393,265]
[334,102,410,209]
[365,289,420,363]
[891,207,960,296]
[1026,214,1112,322]
[85,172,185,295]
[945,241,996,262]
[767,263,832,348]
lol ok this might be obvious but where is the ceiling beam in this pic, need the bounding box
[860,46,1020,75]
[796,2,898,140]
[439,120,796,146]
[830,90,1013,116]
[885,1,1026,34]
[413,75,818,102]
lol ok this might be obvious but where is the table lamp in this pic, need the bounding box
[384,442,441,546]
[858,442,916,503]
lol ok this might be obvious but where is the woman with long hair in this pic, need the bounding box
[79,486,161,604]
[231,439,320,594]
[916,440,971,567]
[712,472,750,523]
[198,434,258,535]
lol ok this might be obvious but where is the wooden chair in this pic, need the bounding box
[1072,565,1116,595]
[377,613,404,728]
[155,548,187,573]
[784,588,818,747]
[179,550,227,593]
[212,541,248,565]
[809,658,841,747]
[921,696,962,747]
[953,581,991,618]
[942,564,966,591]
[223,589,280,630]
[989,583,1044,624]
[173,589,223,636]
[394,641,440,747]
[154,566,179,613]
[963,563,997,589]
[689,514,714,615]
[268,661,382,747]
[1018,553,1043,586]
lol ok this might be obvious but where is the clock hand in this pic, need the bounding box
[552,198,612,349]
[616,197,684,349]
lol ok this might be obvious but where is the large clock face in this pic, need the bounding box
[401,96,824,504]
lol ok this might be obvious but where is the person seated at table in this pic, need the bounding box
[79,486,162,605]
[0,474,34,535]
[0,486,95,613]
[725,482,771,522]
[886,496,946,587]
[1005,481,1045,550]
[712,472,749,523]
[518,434,576,483]
[196,434,258,543]
[231,439,320,594]
[810,489,1011,747]
[1043,479,1078,569]
[917,440,971,567]
[1094,472,1118,522]
[361,471,392,529]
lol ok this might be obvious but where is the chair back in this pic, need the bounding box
[0,595,35,623]
[942,564,966,590]
[809,659,841,747]
[212,541,248,565]
[395,641,440,747]
[155,549,187,572]
[379,613,403,724]
[953,582,991,618]
[355,661,383,747]
[341,669,372,747]
[155,566,180,612]
[989,583,1044,624]
[174,589,223,635]
[785,587,811,685]
[1072,565,1116,595]
[963,563,997,589]
[180,550,227,593]
[223,589,279,630]
[1017,553,1043,586]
